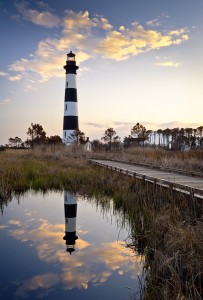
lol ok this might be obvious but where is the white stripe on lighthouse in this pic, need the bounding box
[64,102,78,116]
[63,130,77,142]
[64,191,77,205]
[65,217,77,232]
[66,74,77,89]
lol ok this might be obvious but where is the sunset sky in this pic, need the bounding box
[0,0,202,145]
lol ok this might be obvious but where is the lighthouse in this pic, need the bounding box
[63,191,78,254]
[63,51,79,144]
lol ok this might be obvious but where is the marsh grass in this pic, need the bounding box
[118,147,203,173]
[122,183,203,300]
[0,146,203,299]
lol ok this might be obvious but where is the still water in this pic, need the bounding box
[0,191,143,300]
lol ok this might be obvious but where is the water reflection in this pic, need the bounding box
[63,191,78,254]
[0,191,143,299]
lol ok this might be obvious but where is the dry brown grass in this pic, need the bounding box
[118,147,203,173]
[86,145,203,173]
[124,182,203,300]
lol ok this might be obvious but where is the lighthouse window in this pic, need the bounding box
[65,131,66,138]
[65,104,67,111]
[66,82,68,88]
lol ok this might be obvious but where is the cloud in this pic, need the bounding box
[97,24,189,61]
[0,70,22,81]
[169,28,189,36]
[15,272,60,298]
[85,122,106,128]
[0,71,9,77]
[8,5,190,81]
[158,121,202,129]
[93,16,113,30]
[8,74,22,81]
[9,220,22,225]
[113,121,135,126]
[146,18,160,27]
[0,98,11,105]
[155,60,182,68]
[15,1,60,28]
[0,225,8,230]
[63,10,94,31]
[146,13,169,28]
[36,1,52,11]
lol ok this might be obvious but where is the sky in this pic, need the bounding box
[0,0,203,145]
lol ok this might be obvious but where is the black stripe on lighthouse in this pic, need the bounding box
[64,203,77,217]
[65,88,77,102]
[63,191,78,254]
[63,116,78,130]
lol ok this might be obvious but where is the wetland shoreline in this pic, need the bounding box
[0,147,202,299]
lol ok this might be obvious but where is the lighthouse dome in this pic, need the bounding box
[67,51,75,59]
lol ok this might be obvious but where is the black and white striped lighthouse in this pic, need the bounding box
[63,191,78,254]
[63,51,79,144]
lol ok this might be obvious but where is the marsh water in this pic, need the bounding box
[0,191,143,299]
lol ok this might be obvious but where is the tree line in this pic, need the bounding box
[3,122,203,151]
[5,123,62,149]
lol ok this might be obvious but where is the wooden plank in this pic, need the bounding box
[90,159,203,199]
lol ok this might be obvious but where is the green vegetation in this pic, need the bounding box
[0,146,202,299]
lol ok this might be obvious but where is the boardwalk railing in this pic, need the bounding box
[90,159,203,199]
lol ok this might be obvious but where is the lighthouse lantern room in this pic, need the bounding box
[63,51,79,144]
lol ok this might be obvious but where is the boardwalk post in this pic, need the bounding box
[190,188,194,200]
[154,178,157,192]
[142,175,146,185]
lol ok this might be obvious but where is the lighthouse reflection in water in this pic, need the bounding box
[63,191,78,254]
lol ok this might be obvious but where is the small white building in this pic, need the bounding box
[84,137,92,151]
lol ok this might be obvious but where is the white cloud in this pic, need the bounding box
[146,18,160,27]
[155,60,182,68]
[8,74,22,81]
[0,70,22,81]
[0,71,9,77]
[146,13,169,28]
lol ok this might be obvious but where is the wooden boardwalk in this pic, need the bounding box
[90,159,203,199]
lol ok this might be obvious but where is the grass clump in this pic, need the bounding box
[122,184,203,300]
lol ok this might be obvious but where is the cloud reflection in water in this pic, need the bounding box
[6,201,143,298]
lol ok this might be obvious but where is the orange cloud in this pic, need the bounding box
[97,25,189,61]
